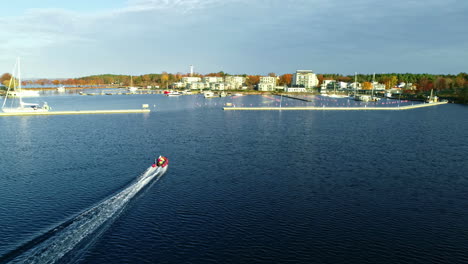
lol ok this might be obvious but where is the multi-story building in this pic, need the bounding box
[292,70,319,88]
[210,82,226,90]
[258,76,277,91]
[181,76,202,84]
[188,82,210,90]
[225,76,246,89]
[372,82,386,91]
[172,82,185,89]
[202,76,224,83]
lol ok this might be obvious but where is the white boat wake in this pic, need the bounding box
[1,165,167,264]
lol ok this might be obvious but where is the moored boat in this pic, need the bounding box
[2,58,51,113]
[204,91,214,98]
[165,91,181,96]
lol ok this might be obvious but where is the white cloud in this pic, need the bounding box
[0,0,467,77]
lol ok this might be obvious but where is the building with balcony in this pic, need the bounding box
[202,76,224,83]
[225,76,246,89]
[188,82,210,90]
[182,76,202,84]
[210,82,226,90]
[292,70,319,88]
[258,76,277,91]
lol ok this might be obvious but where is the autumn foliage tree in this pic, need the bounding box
[278,74,292,86]
[362,82,372,90]
[245,75,260,88]
[1,73,12,88]
[382,76,398,89]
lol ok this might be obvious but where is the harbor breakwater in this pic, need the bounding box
[223,102,448,111]
[0,109,150,116]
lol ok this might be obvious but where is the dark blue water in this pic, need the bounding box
[1,93,467,263]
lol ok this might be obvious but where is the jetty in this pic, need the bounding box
[223,102,448,111]
[0,109,151,117]
[279,95,313,102]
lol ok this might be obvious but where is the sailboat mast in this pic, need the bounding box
[2,59,18,109]
[355,72,357,94]
[372,72,375,97]
[18,58,23,106]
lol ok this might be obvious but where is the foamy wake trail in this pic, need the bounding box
[3,165,167,264]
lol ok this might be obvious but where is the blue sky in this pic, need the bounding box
[1,0,467,78]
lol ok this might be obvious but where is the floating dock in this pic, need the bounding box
[0,109,151,116]
[223,102,448,111]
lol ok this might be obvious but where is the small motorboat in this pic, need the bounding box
[164,91,181,96]
[152,156,169,168]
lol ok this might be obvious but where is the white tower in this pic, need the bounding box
[190,65,193,77]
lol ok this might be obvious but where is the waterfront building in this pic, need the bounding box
[202,76,224,83]
[388,87,402,94]
[292,70,319,88]
[348,82,361,90]
[258,76,277,91]
[181,76,201,84]
[172,82,185,89]
[225,76,246,90]
[188,82,210,90]
[372,82,386,91]
[275,86,285,91]
[285,87,307,92]
[397,82,416,90]
[210,82,226,90]
[338,81,349,90]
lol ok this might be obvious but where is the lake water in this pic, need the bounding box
[1,92,467,263]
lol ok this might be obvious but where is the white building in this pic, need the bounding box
[210,82,226,90]
[202,76,224,83]
[188,82,210,90]
[372,82,386,91]
[225,76,246,89]
[292,70,319,88]
[348,82,361,90]
[181,76,201,84]
[172,82,185,88]
[285,87,307,92]
[338,81,349,90]
[258,76,277,91]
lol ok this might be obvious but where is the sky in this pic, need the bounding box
[0,0,467,78]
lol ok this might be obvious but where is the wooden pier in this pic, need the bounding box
[223,102,448,111]
[0,109,151,116]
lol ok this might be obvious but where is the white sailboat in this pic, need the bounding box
[128,75,138,92]
[2,58,50,113]
[352,72,371,102]
[370,73,380,101]
[426,89,439,103]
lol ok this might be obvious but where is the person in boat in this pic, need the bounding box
[152,156,168,167]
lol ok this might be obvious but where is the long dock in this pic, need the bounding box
[223,102,448,111]
[0,109,151,116]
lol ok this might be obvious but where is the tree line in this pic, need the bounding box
[1,71,467,102]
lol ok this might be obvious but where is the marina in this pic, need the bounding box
[0,92,467,264]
